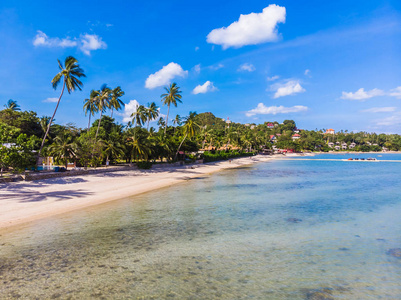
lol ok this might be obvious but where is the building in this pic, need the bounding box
[328,142,334,148]
[270,135,276,142]
[334,145,340,150]
[349,142,356,149]
[325,128,335,135]
[266,122,274,129]
[342,143,347,150]
[292,134,301,141]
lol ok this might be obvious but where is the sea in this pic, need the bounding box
[0,153,400,299]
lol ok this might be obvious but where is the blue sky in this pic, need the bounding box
[1,0,401,133]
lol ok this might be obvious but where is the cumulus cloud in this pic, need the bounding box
[206,4,286,49]
[304,69,311,76]
[33,31,77,48]
[375,113,401,126]
[238,63,255,72]
[33,31,107,55]
[120,100,140,123]
[80,34,107,55]
[267,75,279,81]
[341,88,384,101]
[246,104,308,117]
[145,62,188,89]
[42,97,59,103]
[389,86,401,98]
[361,107,396,113]
[192,81,218,94]
[271,80,305,98]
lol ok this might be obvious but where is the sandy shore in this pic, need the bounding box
[0,155,277,230]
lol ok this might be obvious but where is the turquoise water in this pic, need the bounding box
[1,154,401,299]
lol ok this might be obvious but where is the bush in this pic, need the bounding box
[136,161,153,169]
[203,150,256,163]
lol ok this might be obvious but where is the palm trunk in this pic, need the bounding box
[110,108,114,118]
[38,78,65,163]
[95,110,103,141]
[147,118,150,131]
[87,114,91,132]
[174,133,187,161]
[164,104,170,135]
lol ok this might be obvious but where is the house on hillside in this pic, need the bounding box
[325,128,335,134]
[334,145,340,150]
[270,135,276,142]
[349,142,356,149]
[328,142,334,148]
[292,134,301,141]
[266,122,274,129]
[342,143,347,150]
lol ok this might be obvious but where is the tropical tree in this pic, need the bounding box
[131,104,147,127]
[161,83,182,135]
[145,102,159,130]
[38,56,85,159]
[175,112,199,160]
[4,99,20,111]
[94,84,111,141]
[49,133,77,168]
[83,90,99,131]
[103,139,124,165]
[157,117,166,128]
[109,86,125,118]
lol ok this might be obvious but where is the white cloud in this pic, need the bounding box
[267,75,279,81]
[195,46,199,51]
[145,62,188,89]
[42,97,59,103]
[192,81,218,94]
[375,113,401,126]
[33,30,77,48]
[271,80,306,98]
[120,100,140,123]
[193,64,201,74]
[80,34,107,55]
[341,88,384,101]
[209,63,224,70]
[389,86,401,98]
[361,107,396,113]
[238,63,255,72]
[304,69,311,76]
[33,31,107,55]
[206,4,286,49]
[246,103,308,117]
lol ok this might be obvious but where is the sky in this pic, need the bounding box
[1,0,401,133]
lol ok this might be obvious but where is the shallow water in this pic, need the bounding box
[1,155,401,299]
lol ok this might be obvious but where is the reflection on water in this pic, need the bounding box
[1,156,401,299]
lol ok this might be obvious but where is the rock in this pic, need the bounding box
[286,218,302,223]
[386,248,401,258]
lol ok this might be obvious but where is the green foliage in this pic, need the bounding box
[203,150,256,163]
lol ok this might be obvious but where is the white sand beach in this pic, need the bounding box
[0,156,277,230]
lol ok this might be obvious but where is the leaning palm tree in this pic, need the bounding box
[145,102,159,130]
[38,56,85,159]
[94,84,111,141]
[161,83,182,135]
[4,99,20,111]
[83,90,99,131]
[174,111,199,160]
[109,86,125,118]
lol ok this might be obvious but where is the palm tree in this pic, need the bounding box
[4,99,20,111]
[103,139,124,166]
[172,114,181,126]
[175,112,199,160]
[145,102,159,130]
[83,90,99,131]
[38,56,85,159]
[131,104,147,127]
[157,117,166,128]
[161,83,182,135]
[109,86,125,118]
[49,133,77,169]
[94,84,111,141]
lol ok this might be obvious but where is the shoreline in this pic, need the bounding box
[0,155,278,231]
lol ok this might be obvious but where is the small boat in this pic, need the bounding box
[367,157,377,161]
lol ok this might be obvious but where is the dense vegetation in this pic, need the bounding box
[1,56,400,176]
